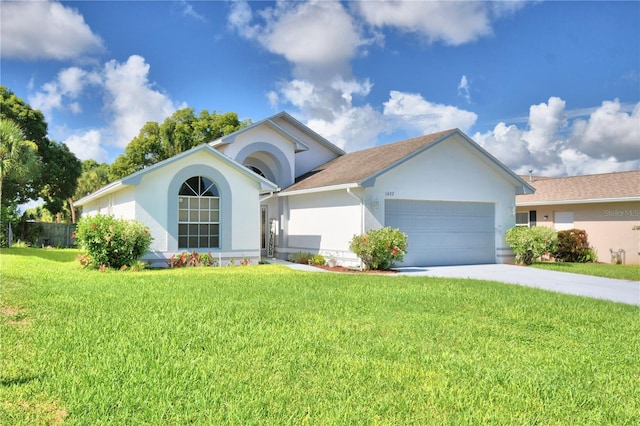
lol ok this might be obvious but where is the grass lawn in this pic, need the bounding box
[1,248,639,424]
[531,261,640,281]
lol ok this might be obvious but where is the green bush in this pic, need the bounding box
[75,214,153,269]
[349,227,408,270]
[169,251,218,268]
[312,254,326,266]
[287,252,326,266]
[555,229,595,262]
[505,226,557,265]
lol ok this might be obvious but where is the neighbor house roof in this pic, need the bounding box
[281,128,534,195]
[516,170,640,206]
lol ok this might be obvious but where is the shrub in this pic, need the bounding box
[287,252,325,266]
[349,227,408,270]
[169,251,218,268]
[555,229,594,263]
[75,214,153,270]
[505,226,557,265]
[288,252,314,265]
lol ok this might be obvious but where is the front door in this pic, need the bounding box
[260,205,268,256]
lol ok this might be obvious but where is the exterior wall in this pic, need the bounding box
[367,136,518,264]
[284,189,363,266]
[517,201,640,264]
[272,116,340,177]
[81,150,264,265]
[217,126,296,188]
[78,186,135,219]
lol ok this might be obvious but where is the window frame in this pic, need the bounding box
[177,176,221,249]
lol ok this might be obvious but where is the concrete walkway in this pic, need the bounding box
[273,260,639,305]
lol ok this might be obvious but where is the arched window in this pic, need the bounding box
[178,176,220,249]
[247,165,266,178]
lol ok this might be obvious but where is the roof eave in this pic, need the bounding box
[279,183,360,197]
[75,180,126,206]
[517,196,640,206]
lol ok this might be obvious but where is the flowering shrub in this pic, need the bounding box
[505,226,557,265]
[349,227,408,270]
[75,214,153,270]
[169,251,218,268]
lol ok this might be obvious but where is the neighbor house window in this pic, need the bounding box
[178,176,220,249]
[516,210,537,227]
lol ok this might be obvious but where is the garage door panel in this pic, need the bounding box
[385,200,495,266]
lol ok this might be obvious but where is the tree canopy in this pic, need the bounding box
[109,108,249,180]
[0,118,38,212]
[75,160,111,201]
[0,86,82,217]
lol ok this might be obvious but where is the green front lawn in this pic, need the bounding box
[1,248,638,424]
[531,261,640,281]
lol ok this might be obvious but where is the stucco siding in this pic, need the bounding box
[82,149,264,261]
[517,201,640,264]
[369,137,517,263]
[219,126,296,187]
[286,190,362,264]
[272,116,340,177]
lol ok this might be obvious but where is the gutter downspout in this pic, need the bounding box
[260,191,277,203]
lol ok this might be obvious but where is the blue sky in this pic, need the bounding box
[1,0,638,177]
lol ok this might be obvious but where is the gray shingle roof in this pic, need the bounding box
[516,170,640,204]
[283,129,456,192]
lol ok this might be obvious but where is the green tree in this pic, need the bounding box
[39,140,82,218]
[0,118,38,246]
[0,86,82,219]
[109,122,162,180]
[75,160,111,200]
[109,108,249,180]
[0,119,38,211]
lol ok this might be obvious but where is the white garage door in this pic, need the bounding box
[385,200,496,266]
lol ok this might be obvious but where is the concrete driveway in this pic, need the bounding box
[396,264,640,305]
[275,260,639,305]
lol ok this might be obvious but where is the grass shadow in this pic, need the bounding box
[0,247,78,263]
[0,374,42,387]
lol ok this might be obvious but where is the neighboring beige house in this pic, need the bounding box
[516,171,640,265]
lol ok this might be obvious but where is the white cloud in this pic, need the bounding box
[558,149,638,177]
[383,91,478,134]
[570,99,640,162]
[29,67,100,116]
[457,75,471,103]
[525,96,567,153]
[307,105,388,152]
[30,55,182,161]
[64,130,109,163]
[356,1,514,46]
[474,97,640,176]
[1,0,103,60]
[231,0,364,74]
[103,55,181,148]
[177,0,205,22]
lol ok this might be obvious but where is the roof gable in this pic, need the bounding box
[210,111,345,156]
[282,129,533,194]
[517,170,640,205]
[76,144,278,206]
